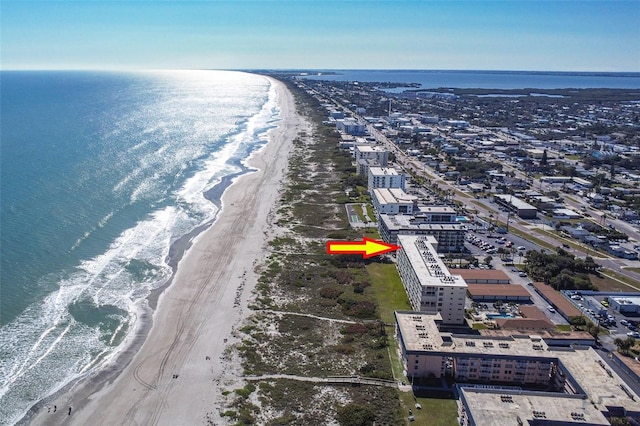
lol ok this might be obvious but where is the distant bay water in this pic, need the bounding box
[0,70,279,424]
[302,69,640,89]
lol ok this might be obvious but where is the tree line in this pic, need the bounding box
[524,248,599,291]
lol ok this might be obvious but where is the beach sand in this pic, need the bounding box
[26,78,306,426]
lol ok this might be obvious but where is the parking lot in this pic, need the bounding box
[465,231,537,260]
[562,291,640,346]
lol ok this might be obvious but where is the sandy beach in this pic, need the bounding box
[25,77,306,426]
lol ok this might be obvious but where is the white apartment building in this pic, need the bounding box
[371,188,417,215]
[336,118,366,135]
[354,145,389,166]
[378,206,466,252]
[396,235,467,324]
[367,167,405,193]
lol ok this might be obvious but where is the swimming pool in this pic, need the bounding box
[486,313,515,319]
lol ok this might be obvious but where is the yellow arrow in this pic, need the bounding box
[326,237,400,259]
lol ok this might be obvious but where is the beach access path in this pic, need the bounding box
[27,78,308,426]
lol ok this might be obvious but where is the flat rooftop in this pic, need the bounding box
[355,144,386,152]
[611,296,640,306]
[397,235,467,289]
[460,387,610,425]
[380,214,465,231]
[417,205,456,214]
[397,312,550,357]
[494,194,537,211]
[369,166,401,176]
[372,188,416,204]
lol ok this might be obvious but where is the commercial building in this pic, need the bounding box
[396,236,467,324]
[367,167,406,193]
[493,194,538,219]
[379,213,466,252]
[572,177,593,189]
[395,311,640,423]
[371,188,417,215]
[610,296,640,314]
[540,176,573,184]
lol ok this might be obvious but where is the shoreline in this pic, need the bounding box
[21,77,306,426]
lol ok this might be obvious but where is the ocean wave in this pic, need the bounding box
[0,70,278,425]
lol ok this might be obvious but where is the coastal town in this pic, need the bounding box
[21,74,640,426]
[220,73,640,425]
[4,1,640,425]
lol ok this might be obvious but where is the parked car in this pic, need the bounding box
[518,272,527,277]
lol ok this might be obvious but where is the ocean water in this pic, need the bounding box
[303,69,640,89]
[0,70,279,424]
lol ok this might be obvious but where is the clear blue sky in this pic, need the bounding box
[1,0,639,71]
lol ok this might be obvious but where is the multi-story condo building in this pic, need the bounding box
[371,188,417,215]
[379,208,466,252]
[336,118,366,135]
[395,311,640,425]
[353,144,389,166]
[396,235,467,324]
[367,167,405,193]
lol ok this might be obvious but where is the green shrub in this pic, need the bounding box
[336,403,376,426]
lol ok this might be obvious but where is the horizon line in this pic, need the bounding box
[2,68,640,74]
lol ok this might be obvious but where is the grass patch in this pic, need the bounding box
[398,392,458,426]
[362,228,382,240]
[556,324,573,332]
[366,262,411,324]
[365,204,377,222]
[472,323,488,330]
[596,269,640,292]
[386,333,407,383]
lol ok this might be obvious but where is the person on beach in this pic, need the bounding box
[53,405,56,413]
[68,407,72,415]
